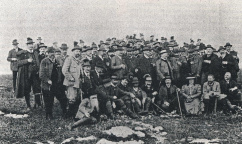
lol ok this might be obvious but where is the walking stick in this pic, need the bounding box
[214,97,217,114]
[152,102,167,115]
[176,90,183,117]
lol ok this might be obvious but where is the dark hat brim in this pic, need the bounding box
[72,48,82,51]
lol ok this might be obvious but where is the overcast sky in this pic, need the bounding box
[0,0,242,74]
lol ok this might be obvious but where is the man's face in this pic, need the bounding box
[86,50,92,57]
[206,48,213,55]
[108,52,115,57]
[121,79,128,86]
[169,47,174,51]
[13,45,18,49]
[80,43,84,47]
[83,66,91,73]
[61,49,68,56]
[224,72,231,80]
[37,40,41,43]
[219,49,226,55]
[161,53,168,60]
[98,50,104,56]
[226,46,231,52]
[39,48,46,54]
[95,67,103,74]
[73,50,81,58]
[161,40,165,43]
[54,44,58,47]
[143,50,150,57]
[207,76,214,82]
[150,37,154,41]
[165,79,171,87]
[48,52,55,59]
[27,43,34,50]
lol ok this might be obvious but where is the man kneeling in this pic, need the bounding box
[69,89,99,130]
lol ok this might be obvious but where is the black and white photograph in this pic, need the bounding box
[0,0,242,143]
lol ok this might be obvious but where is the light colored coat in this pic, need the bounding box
[62,56,83,88]
[156,59,173,80]
[202,81,221,99]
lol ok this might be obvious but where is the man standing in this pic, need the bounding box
[7,39,22,93]
[188,49,202,83]
[34,37,42,51]
[16,38,39,111]
[62,45,83,117]
[201,45,221,84]
[156,49,173,83]
[110,46,127,79]
[218,46,237,81]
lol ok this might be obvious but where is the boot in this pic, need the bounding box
[144,99,151,113]
[124,108,139,119]
[203,99,210,115]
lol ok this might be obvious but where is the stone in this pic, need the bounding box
[103,126,145,138]
[133,131,145,138]
[189,139,210,143]
[154,126,164,132]
[160,132,167,136]
[151,134,168,143]
[76,135,97,142]
[96,138,144,144]
[61,137,75,144]
[134,126,147,131]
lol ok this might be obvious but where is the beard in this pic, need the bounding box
[75,54,80,58]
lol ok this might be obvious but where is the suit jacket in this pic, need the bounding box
[219,79,238,96]
[158,85,177,103]
[39,58,60,90]
[75,98,99,119]
[220,53,237,79]
[90,70,103,89]
[56,55,69,67]
[7,48,22,71]
[91,55,107,71]
[135,54,155,79]
[188,55,202,75]
[62,56,83,88]
[82,73,93,98]
[111,55,127,78]
[201,54,221,80]
[129,87,147,100]
[202,81,221,98]
[105,84,129,99]
[181,84,201,98]
[156,58,173,80]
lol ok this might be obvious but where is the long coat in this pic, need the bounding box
[15,50,39,98]
[7,48,22,71]
[188,55,202,76]
[62,56,83,88]
[135,54,155,80]
[156,59,173,81]
[39,58,61,91]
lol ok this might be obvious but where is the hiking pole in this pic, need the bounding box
[152,102,167,115]
[214,97,217,114]
[176,90,183,117]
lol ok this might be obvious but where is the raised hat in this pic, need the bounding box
[106,38,111,41]
[197,39,201,42]
[190,39,194,43]
[224,42,232,47]
[12,39,19,45]
[26,37,35,44]
[60,43,68,50]
[74,41,78,46]
[37,37,42,40]
[72,45,82,51]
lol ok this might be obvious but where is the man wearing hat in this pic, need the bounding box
[90,61,106,89]
[129,77,151,115]
[53,42,58,49]
[15,37,40,111]
[62,45,83,117]
[218,46,237,81]
[181,74,202,115]
[82,46,93,61]
[156,48,173,83]
[34,37,42,51]
[105,75,139,119]
[39,47,67,119]
[188,48,202,84]
[79,40,84,48]
[7,39,22,93]
[201,45,221,84]
[157,75,181,113]
[111,46,127,79]
[196,39,206,51]
[91,45,107,72]
[150,35,154,43]
[69,88,100,130]
[189,39,196,50]
[81,59,94,99]
[135,46,155,85]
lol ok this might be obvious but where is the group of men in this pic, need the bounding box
[7,34,241,128]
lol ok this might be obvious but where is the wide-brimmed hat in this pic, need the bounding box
[186,73,196,80]
[12,39,19,45]
[82,59,91,67]
[224,42,232,47]
[26,37,35,44]
[132,77,139,84]
[164,74,171,80]
[79,39,84,43]
[102,78,111,84]
[106,38,111,41]
[161,37,166,40]
[98,46,106,51]
[72,45,82,51]
[218,46,226,51]
[159,49,167,54]
[37,37,42,40]
[205,44,213,49]
[82,46,92,52]
[60,43,68,50]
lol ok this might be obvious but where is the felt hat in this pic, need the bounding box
[53,42,58,45]
[205,44,213,49]
[159,48,167,54]
[164,74,171,80]
[186,73,196,80]
[224,42,232,47]
[12,39,19,45]
[26,37,35,44]
[55,48,61,53]
[79,39,84,43]
[140,33,144,36]
[82,59,91,67]
[132,77,139,84]
[60,43,68,50]
[72,45,82,51]
[142,46,150,51]
[102,78,111,84]
[218,46,226,51]
[161,37,166,40]
[106,38,111,41]
[39,43,47,48]
[46,47,55,53]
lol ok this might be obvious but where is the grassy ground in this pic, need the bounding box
[1,74,242,144]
